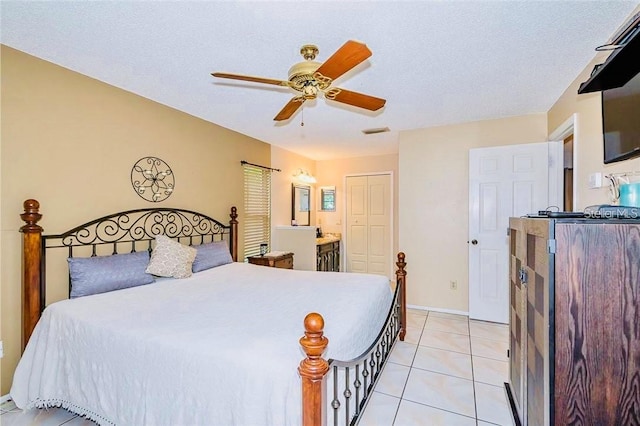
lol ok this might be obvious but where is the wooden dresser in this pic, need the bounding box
[506,217,640,425]
[247,252,294,269]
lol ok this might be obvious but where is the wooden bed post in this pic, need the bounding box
[20,199,43,350]
[395,252,407,341]
[299,313,329,426]
[229,206,238,262]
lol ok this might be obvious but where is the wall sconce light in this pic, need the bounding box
[293,169,317,184]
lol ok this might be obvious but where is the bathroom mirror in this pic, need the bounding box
[292,184,310,226]
[319,186,336,211]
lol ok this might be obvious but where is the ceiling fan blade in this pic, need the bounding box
[325,88,386,111]
[314,40,372,81]
[274,96,306,121]
[211,72,290,87]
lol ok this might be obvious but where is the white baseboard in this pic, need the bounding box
[1,394,12,404]
[407,304,469,317]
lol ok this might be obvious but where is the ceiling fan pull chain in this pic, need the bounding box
[301,108,304,127]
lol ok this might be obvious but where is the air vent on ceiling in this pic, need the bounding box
[362,127,390,135]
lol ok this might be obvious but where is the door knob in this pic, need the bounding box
[471,239,478,245]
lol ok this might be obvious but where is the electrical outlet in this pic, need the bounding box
[449,281,457,290]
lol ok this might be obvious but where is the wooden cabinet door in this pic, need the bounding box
[524,224,550,426]
[554,223,640,425]
[508,218,551,426]
[509,223,527,424]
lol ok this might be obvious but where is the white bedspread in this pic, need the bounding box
[11,262,393,426]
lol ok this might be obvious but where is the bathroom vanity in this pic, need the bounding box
[316,235,340,272]
[273,226,341,272]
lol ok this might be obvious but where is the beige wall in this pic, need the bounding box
[315,154,399,260]
[398,114,548,312]
[548,56,640,208]
[0,46,270,394]
[270,145,316,231]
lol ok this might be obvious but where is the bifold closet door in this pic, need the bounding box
[346,174,391,278]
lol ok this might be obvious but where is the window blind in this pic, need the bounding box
[243,164,271,260]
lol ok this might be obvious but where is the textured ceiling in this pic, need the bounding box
[1,1,638,160]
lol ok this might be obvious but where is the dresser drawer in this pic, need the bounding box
[274,255,294,269]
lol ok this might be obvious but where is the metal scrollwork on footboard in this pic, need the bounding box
[300,253,407,426]
[326,280,402,426]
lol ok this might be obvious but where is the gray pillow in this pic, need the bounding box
[68,251,154,298]
[192,241,233,273]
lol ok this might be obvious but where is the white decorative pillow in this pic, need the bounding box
[145,235,197,279]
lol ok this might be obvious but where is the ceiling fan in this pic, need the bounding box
[211,40,386,121]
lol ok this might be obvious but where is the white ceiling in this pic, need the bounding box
[1,1,638,160]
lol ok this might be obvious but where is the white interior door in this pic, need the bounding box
[346,174,392,278]
[366,175,391,276]
[469,142,560,323]
[346,176,368,273]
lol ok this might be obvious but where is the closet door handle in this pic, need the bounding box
[471,239,478,245]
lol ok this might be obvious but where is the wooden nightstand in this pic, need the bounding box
[247,252,294,269]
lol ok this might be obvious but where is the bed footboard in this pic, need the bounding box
[300,252,407,426]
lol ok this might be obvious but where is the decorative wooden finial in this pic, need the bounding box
[299,313,329,365]
[229,206,239,262]
[396,252,406,275]
[20,199,43,233]
[395,252,407,341]
[299,313,330,426]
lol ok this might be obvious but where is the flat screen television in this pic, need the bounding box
[602,71,640,164]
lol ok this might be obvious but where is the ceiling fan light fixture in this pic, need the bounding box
[301,81,319,99]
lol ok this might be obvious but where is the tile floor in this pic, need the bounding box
[358,309,512,425]
[0,309,512,426]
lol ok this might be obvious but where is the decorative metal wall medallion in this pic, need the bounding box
[131,156,175,202]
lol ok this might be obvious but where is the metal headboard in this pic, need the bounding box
[20,199,239,349]
[45,207,232,251]
[39,206,237,312]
